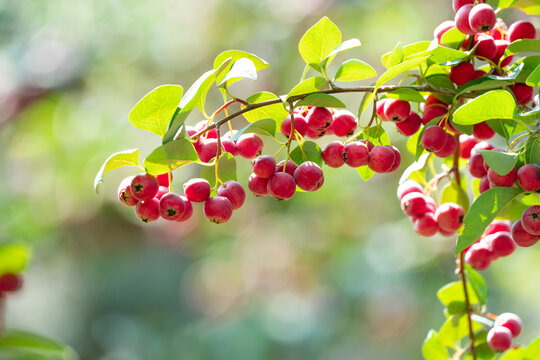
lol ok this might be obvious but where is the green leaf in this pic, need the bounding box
[465,265,488,305]
[453,90,517,125]
[298,17,342,72]
[290,141,322,166]
[387,41,431,62]
[517,3,540,15]
[129,85,183,137]
[321,38,362,69]
[0,245,29,275]
[296,94,346,108]
[334,59,377,82]
[524,137,540,165]
[357,166,375,181]
[427,46,469,64]
[399,153,429,184]
[437,281,479,306]
[383,42,403,68]
[438,315,482,348]
[456,77,515,96]
[524,337,540,359]
[526,64,540,87]
[144,139,199,175]
[200,153,237,187]
[426,74,456,92]
[357,124,391,146]
[358,92,375,117]
[497,0,519,8]
[499,348,525,360]
[382,88,426,103]
[218,58,258,86]
[506,39,540,56]
[456,187,523,254]
[213,50,269,85]
[287,77,330,100]
[94,149,140,193]
[0,330,78,360]
[422,330,448,360]
[243,92,288,126]
[441,181,470,212]
[478,150,518,176]
[440,27,467,49]
[375,56,430,87]
[230,118,276,141]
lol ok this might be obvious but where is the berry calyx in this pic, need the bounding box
[383,99,410,123]
[130,174,160,201]
[158,193,186,221]
[135,198,160,223]
[204,196,233,224]
[521,205,540,236]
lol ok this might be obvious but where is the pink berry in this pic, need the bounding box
[508,21,536,43]
[485,231,516,257]
[368,145,396,173]
[376,99,388,121]
[469,152,487,178]
[135,198,160,223]
[237,133,264,159]
[511,220,540,247]
[195,120,217,139]
[459,135,478,159]
[487,326,513,352]
[204,196,233,224]
[197,138,218,163]
[248,173,269,197]
[471,141,494,155]
[517,164,540,192]
[493,40,513,67]
[331,110,357,137]
[322,141,346,168]
[294,161,324,192]
[397,180,424,200]
[221,137,238,156]
[252,155,277,179]
[388,146,402,172]
[434,133,457,158]
[343,141,370,168]
[469,4,496,33]
[474,34,497,60]
[276,160,298,176]
[473,70,485,79]
[479,176,491,194]
[118,177,139,207]
[455,4,475,35]
[383,99,410,123]
[495,313,523,338]
[183,178,211,203]
[434,20,455,43]
[267,172,296,200]
[396,111,422,136]
[414,213,439,237]
[453,0,474,12]
[157,173,172,187]
[490,27,505,40]
[487,167,516,187]
[176,196,193,222]
[510,83,534,105]
[473,122,495,140]
[360,139,374,152]
[449,62,475,86]
[421,126,448,152]
[217,180,246,210]
[521,205,540,235]
[422,105,448,125]
[436,203,465,233]
[306,107,333,131]
[484,220,512,236]
[0,274,23,293]
[130,174,160,201]
[401,192,433,218]
[305,127,326,139]
[159,193,186,221]
[155,186,168,200]
[465,243,493,270]
[281,114,308,138]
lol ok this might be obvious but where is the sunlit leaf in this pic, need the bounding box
[144,139,199,175]
[453,90,517,125]
[94,149,140,193]
[298,17,342,72]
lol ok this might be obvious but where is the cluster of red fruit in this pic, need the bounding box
[0,273,23,298]
[487,312,522,352]
[397,180,465,237]
[282,106,357,139]
[322,139,401,173]
[465,206,540,270]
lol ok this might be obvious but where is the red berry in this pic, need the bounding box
[281,114,308,138]
[368,146,396,173]
[494,313,523,338]
[517,164,540,192]
[509,83,534,105]
[396,111,422,136]
[376,99,388,121]
[155,186,168,200]
[176,196,193,222]
[130,174,160,201]
[507,21,536,43]
[383,99,410,123]
[401,192,434,218]
[305,127,326,139]
[248,174,269,197]
[471,141,494,154]
[414,213,439,237]
[487,167,516,188]
[267,172,296,200]
[397,180,424,200]
[197,138,218,163]
[275,160,298,176]
[479,176,491,194]
[469,4,496,33]
[157,173,172,187]
[485,231,516,257]
[453,0,474,12]
[135,198,160,223]
[465,243,493,270]
[204,196,233,224]
[195,120,217,139]
[388,146,402,172]
[434,133,457,158]
[455,4,475,35]
[252,155,277,179]
[490,27,505,40]
[434,20,455,44]
[118,177,139,207]
[484,220,512,236]
[521,205,540,235]
[436,203,465,233]
[472,70,485,79]
[511,220,540,247]
[306,107,333,131]
[183,178,211,203]
[221,137,238,156]
[294,161,324,192]
[487,326,513,352]
[421,126,448,152]
[159,193,186,221]
[322,141,345,168]
[459,135,478,159]
[0,274,23,293]
[493,40,513,67]
[217,180,246,210]
[469,152,487,178]
[473,122,495,140]
[343,141,370,168]
[331,110,357,137]
[474,34,497,60]
[449,62,475,86]
[422,105,448,125]
[236,133,264,159]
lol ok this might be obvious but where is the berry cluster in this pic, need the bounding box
[487,312,522,352]
[282,106,357,139]
[397,180,465,237]
[0,273,23,298]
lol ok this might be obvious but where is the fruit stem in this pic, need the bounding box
[344,96,378,145]
[458,252,477,360]
[214,125,224,188]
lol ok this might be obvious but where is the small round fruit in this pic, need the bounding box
[157,173,172,187]
[422,105,448,125]
[368,146,396,173]
[155,186,168,200]
[434,133,457,158]
[176,196,193,222]
[217,180,246,210]
[204,196,233,224]
[306,107,333,131]
[118,177,139,207]
[494,313,523,338]
[436,202,465,233]
[484,220,512,236]
[135,198,160,223]
[388,146,402,172]
[252,155,276,179]
[221,138,238,156]
[434,20,455,44]
[493,40,513,67]
[479,176,491,194]
[521,205,540,235]
[183,178,211,203]
[376,99,388,121]
[275,160,298,176]
[485,231,516,257]
[510,83,534,105]
[487,326,513,352]
[383,99,410,123]
[473,122,495,140]
[281,114,308,138]
[474,34,497,60]
[159,193,186,221]
[487,167,516,188]
[469,152,487,178]
[465,243,493,270]
[511,220,540,247]
[414,213,439,237]
[421,126,448,152]
[517,164,540,192]
[455,4,475,35]
[468,4,496,33]
[294,161,324,192]
[197,138,218,163]
[130,174,160,201]
[322,141,345,168]
[396,111,422,136]
[507,21,536,43]
[267,172,296,200]
[331,110,357,137]
[449,62,475,86]
[248,174,269,197]
[397,180,423,200]
[401,192,433,218]
[459,135,477,159]
[237,133,264,159]
[453,0,474,12]
[0,274,23,293]
[343,141,370,168]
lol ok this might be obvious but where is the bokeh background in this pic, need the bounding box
[1,0,539,359]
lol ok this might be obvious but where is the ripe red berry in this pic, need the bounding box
[267,172,296,200]
[397,180,424,200]
[204,196,233,224]
[494,313,523,338]
[396,111,422,136]
[455,4,475,35]
[195,120,217,139]
[118,177,139,207]
[511,220,540,247]
[383,99,410,123]
[294,161,324,192]
[306,107,333,131]
[474,34,497,60]
[197,138,218,163]
[155,186,168,200]
[221,137,238,156]
[453,0,474,12]
[422,105,448,125]
[434,133,457,158]
[484,220,512,236]
[469,152,487,178]
[183,178,211,203]
[248,173,269,197]
[521,205,540,235]
[449,62,475,86]
[479,176,491,194]
[485,231,516,257]
[281,114,308,138]
[414,213,439,237]
[376,99,388,121]
[517,164,540,192]
[388,146,402,172]
[159,193,186,221]
[157,173,172,187]
[421,126,448,152]
[276,160,298,176]
[176,196,193,222]
[487,326,513,352]
[507,21,536,43]
[493,40,513,67]
[130,174,160,201]
[252,155,277,179]
[305,127,326,139]
[368,146,396,173]
[217,180,246,210]
[487,167,516,188]
[490,26,505,40]
[0,274,23,293]
[465,243,493,270]
[469,4,496,33]
[343,141,370,168]
[331,110,357,137]
[436,203,465,233]
[471,141,494,155]
[509,83,534,105]
[135,198,160,223]
[459,135,478,159]
[401,192,434,218]
[322,141,345,168]
[473,122,495,140]
[236,133,264,159]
